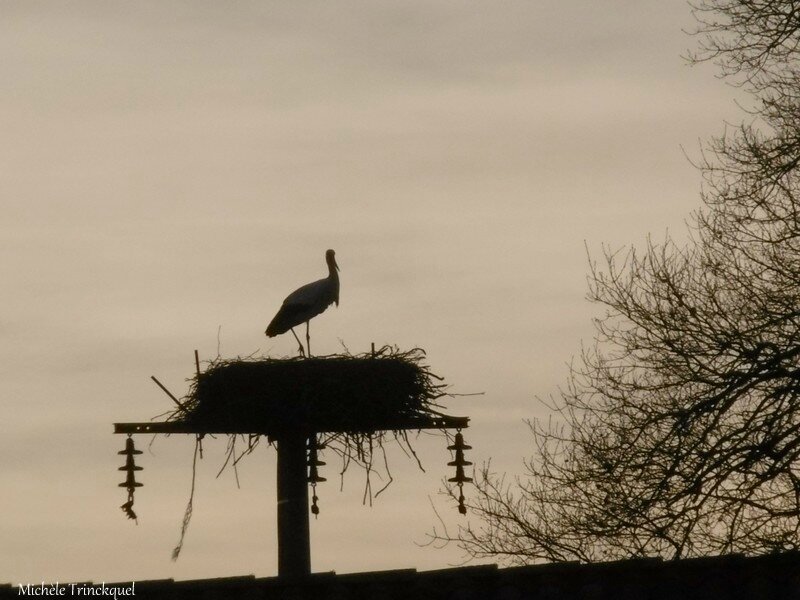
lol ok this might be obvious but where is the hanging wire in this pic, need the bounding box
[308,436,326,516]
[311,484,320,517]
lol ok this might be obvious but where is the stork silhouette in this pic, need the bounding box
[265,249,340,357]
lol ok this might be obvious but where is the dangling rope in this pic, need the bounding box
[171,434,202,561]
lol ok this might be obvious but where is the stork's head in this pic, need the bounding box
[326,248,339,272]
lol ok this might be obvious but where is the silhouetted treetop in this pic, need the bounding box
[430,0,800,563]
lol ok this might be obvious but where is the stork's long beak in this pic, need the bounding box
[335,258,340,272]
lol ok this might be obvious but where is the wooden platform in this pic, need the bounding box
[113,414,469,436]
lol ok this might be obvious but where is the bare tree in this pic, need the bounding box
[689,0,800,83]
[432,1,800,563]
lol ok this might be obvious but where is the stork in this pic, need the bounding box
[265,249,340,357]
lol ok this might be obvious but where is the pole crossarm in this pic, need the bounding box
[113,410,471,578]
[113,415,469,436]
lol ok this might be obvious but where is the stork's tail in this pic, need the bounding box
[266,303,305,337]
[265,319,281,337]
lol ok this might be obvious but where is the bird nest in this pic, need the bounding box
[174,346,447,434]
[167,345,454,515]
[161,346,460,559]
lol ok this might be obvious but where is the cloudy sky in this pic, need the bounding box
[2,0,744,584]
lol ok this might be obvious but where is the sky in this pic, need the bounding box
[1,0,745,585]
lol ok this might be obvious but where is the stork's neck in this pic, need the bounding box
[326,253,340,305]
[327,257,338,281]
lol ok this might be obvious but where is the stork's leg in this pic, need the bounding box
[306,321,311,358]
[290,328,305,357]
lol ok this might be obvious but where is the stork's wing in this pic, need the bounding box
[266,302,310,336]
[282,277,329,305]
[266,278,336,336]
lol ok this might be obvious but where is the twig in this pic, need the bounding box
[151,376,187,413]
